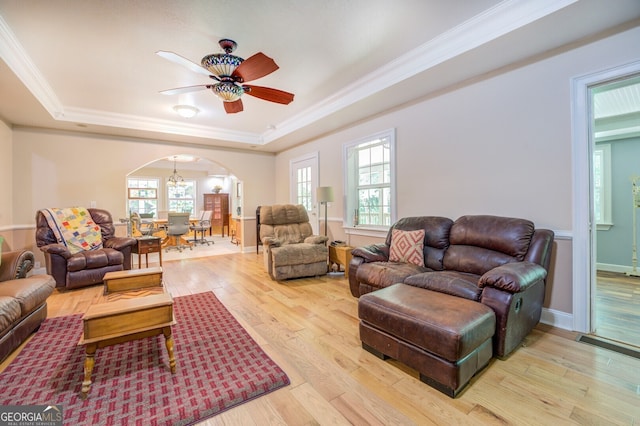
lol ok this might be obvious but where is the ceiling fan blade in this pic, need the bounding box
[159,85,211,96]
[156,50,211,77]
[243,85,294,104]
[224,99,244,114]
[231,52,279,83]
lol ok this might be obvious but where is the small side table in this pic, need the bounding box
[132,237,162,269]
[329,245,353,277]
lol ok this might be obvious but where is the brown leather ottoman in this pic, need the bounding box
[358,283,495,397]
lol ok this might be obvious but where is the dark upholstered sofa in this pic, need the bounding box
[35,208,137,290]
[0,249,55,362]
[349,215,554,358]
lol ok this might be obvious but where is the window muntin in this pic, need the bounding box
[593,144,612,228]
[127,178,159,216]
[344,129,395,228]
[296,166,313,212]
[167,180,196,215]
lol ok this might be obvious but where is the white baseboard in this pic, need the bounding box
[540,307,573,331]
[596,262,637,274]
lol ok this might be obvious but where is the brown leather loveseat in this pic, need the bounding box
[0,249,55,362]
[35,208,137,290]
[350,215,554,396]
[350,215,554,358]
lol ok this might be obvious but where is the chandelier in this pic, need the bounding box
[167,156,184,186]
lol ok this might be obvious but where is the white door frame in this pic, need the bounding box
[571,59,640,333]
[290,152,319,234]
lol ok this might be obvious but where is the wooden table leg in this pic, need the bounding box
[81,343,97,399]
[163,326,176,374]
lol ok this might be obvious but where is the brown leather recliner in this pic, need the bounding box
[0,249,55,362]
[35,208,137,290]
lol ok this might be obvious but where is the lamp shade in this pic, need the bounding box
[317,186,334,203]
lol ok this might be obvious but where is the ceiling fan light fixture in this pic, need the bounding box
[212,82,244,102]
[173,104,200,118]
[158,38,293,113]
[201,54,244,77]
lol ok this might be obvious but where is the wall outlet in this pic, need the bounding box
[34,261,41,269]
[90,201,97,208]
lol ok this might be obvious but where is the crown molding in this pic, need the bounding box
[61,107,262,145]
[0,15,64,118]
[264,0,578,144]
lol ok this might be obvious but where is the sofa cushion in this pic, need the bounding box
[0,275,55,316]
[270,243,328,266]
[355,262,430,290]
[444,215,535,275]
[389,229,425,266]
[274,223,311,245]
[404,271,482,301]
[66,248,124,272]
[260,204,309,225]
[0,296,21,332]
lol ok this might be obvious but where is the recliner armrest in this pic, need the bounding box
[104,236,137,251]
[0,250,35,280]
[478,261,547,293]
[39,243,72,259]
[351,243,390,263]
[262,237,281,247]
[304,235,328,245]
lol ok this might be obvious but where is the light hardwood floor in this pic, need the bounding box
[3,253,639,425]
[596,270,640,348]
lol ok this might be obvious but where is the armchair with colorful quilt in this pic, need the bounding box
[35,207,137,290]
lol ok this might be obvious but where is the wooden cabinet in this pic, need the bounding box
[204,193,229,237]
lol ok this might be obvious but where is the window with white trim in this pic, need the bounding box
[593,143,612,229]
[296,166,313,212]
[167,180,196,216]
[343,129,395,228]
[127,178,159,216]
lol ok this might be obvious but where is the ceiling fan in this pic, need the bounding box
[157,39,294,114]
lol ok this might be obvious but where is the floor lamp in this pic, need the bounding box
[316,186,334,237]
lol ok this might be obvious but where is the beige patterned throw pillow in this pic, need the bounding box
[389,229,425,266]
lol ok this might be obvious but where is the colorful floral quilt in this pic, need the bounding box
[40,207,103,254]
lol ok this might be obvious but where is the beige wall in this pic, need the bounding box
[0,119,14,253]
[10,128,275,256]
[0,120,12,228]
[274,25,640,317]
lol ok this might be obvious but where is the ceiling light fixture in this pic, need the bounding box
[167,156,185,186]
[173,104,200,118]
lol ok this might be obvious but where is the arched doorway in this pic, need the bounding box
[125,154,244,257]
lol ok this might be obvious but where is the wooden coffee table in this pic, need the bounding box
[78,268,175,399]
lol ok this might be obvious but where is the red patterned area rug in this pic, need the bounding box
[0,291,290,425]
